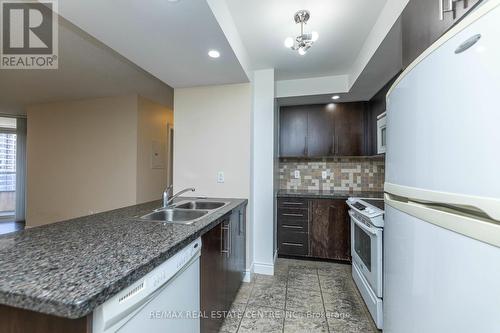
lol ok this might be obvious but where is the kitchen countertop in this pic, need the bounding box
[278,189,384,199]
[0,197,247,319]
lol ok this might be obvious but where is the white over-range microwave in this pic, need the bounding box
[377,112,387,154]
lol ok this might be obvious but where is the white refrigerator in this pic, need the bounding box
[384,1,500,332]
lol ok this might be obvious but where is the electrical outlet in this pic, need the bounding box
[294,170,300,179]
[322,171,328,179]
[217,171,225,183]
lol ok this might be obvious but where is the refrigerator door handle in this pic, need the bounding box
[385,182,500,222]
[385,193,500,249]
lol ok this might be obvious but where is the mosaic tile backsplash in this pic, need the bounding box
[279,157,385,192]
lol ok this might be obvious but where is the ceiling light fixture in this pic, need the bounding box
[331,95,340,100]
[208,50,220,58]
[284,10,319,55]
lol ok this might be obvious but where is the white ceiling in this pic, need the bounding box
[278,17,404,105]
[225,0,388,80]
[0,18,173,115]
[56,0,248,88]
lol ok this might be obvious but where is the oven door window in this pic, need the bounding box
[354,223,372,271]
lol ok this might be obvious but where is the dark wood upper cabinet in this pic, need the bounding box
[366,76,399,156]
[280,102,368,157]
[307,106,335,157]
[310,199,351,262]
[402,0,482,67]
[279,106,308,157]
[333,103,365,156]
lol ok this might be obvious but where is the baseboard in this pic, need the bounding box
[253,261,275,276]
[243,262,254,283]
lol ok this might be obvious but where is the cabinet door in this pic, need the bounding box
[310,199,351,261]
[279,106,308,157]
[236,207,246,278]
[307,105,335,157]
[333,103,366,156]
[402,0,482,67]
[201,222,225,333]
[226,211,244,309]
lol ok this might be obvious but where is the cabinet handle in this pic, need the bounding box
[238,211,243,236]
[283,242,303,247]
[439,0,454,20]
[282,201,304,206]
[282,213,304,217]
[331,135,335,155]
[220,224,225,254]
[228,222,231,257]
[221,222,230,256]
[303,136,307,156]
[282,225,303,230]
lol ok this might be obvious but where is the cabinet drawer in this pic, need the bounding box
[278,198,309,209]
[278,208,309,221]
[278,218,308,233]
[278,230,309,256]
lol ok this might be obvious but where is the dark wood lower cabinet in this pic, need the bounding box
[310,199,351,261]
[0,305,91,333]
[201,221,226,333]
[277,197,351,262]
[201,205,246,333]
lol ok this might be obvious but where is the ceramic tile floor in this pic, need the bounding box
[219,258,379,333]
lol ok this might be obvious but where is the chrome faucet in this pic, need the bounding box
[162,186,195,208]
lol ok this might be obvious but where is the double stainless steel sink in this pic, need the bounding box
[139,200,229,225]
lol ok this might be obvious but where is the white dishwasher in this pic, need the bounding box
[93,238,201,333]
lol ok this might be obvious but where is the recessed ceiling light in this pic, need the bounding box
[208,50,220,58]
[167,0,180,2]
[331,95,340,100]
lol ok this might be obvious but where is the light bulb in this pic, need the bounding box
[298,47,307,56]
[208,50,220,58]
[311,31,319,42]
[284,37,294,48]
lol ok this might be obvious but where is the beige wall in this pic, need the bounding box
[173,83,251,199]
[136,96,173,203]
[26,95,172,227]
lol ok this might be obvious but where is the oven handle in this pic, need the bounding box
[349,210,378,236]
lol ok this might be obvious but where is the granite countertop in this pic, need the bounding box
[0,197,247,319]
[277,189,384,199]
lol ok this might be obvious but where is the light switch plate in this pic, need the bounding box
[217,171,225,183]
[294,170,300,179]
[322,171,328,179]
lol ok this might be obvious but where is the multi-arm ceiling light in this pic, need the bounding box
[284,10,319,55]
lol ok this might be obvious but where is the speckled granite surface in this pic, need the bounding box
[278,189,384,199]
[0,197,247,319]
